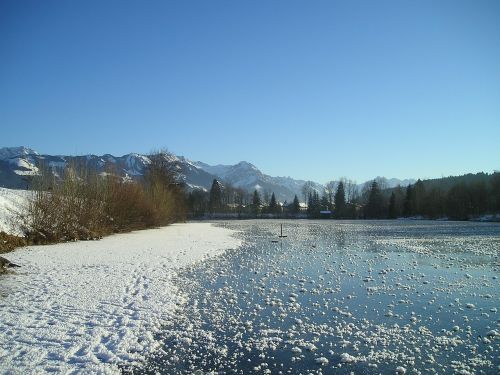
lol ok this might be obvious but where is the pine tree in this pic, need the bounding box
[208,179,222,213]
[388,192,397,219]
[292,195,300,214]
[307,191,321,218]
[252,189,261,215]
[491,172,500,212]
[447,183,470,220]
[413,179,426,215]
[393,185,404,217]
[403,185,413,217]
[188,189,208,216]
[269,192,278,214]
[334,181,346,218]
[314,191,321,217]
[365,180,384,218]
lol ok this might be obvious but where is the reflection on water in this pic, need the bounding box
[138,220,499,374]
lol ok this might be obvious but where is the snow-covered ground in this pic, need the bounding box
[0,187,30,235]
[0,223,242,374]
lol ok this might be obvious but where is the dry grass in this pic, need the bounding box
[0,232,27,254]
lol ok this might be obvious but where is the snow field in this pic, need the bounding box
[0,187,30,236]
[0,223,242,374]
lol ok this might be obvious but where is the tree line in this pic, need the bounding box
[384,173,500,220]
[327,173,500,220]
[188,172,500,221]
[187,179,305,218]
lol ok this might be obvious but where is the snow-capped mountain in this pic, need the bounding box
[0,147,214,192]
[0,146,414,202]
[0,146,38,160]
[357,176,416,192]
[195,161,324,202]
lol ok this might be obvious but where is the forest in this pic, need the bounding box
[187,172,500,221]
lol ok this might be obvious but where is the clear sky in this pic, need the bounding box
[1,0,499,183]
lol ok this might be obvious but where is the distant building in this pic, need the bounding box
[226,203,246,210]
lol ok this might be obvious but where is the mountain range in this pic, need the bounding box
[0,146,414,202]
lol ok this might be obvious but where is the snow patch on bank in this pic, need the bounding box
[0,223,242,374]
[0,187,29,235]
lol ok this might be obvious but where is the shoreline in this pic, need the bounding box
[0,223,242,374]
[3,216,498,255]
[1,186,498,255]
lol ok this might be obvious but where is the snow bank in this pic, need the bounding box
[0,187,29,235]
[0,223,242,374]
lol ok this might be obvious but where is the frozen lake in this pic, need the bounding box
[136,220,499,374]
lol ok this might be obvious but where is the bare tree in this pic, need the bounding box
[344,179,359,203]
[263,190,270,206]
[374,177,388,191]
[325,180,338,205]
[144,150,186,224]
[301,181,315,204]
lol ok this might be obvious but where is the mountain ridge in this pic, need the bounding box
[0,146,415,202]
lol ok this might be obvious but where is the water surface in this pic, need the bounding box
[140,220,499,374]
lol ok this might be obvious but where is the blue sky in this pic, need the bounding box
[1,0,499,183]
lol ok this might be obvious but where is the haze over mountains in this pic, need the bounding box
[0,146,414,202]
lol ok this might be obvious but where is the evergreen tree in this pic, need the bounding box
[307,191,321,218]
[425,187,445,218]
[413,179,426,215]
[269,192,278,214]
[188,189,208,217]
[393,185,404,217]
[252,189,261,215]
[403,185,414,217]
[314,191,321,216]
[292,195,300,214]
[365,180,384,218]
[388,192,397,219]
[334,181,346,218]
[208,179,222,213]
[491,173,500,212]
[447,183,470,220]
[470,181,488,216]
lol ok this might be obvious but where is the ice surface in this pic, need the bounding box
[140,220,499,374]
[0,223,242,374]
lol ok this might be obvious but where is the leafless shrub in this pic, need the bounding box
[143,150,186,225]
[16,151,186,245]
[18,162,108,243]
[105,177,156,231]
